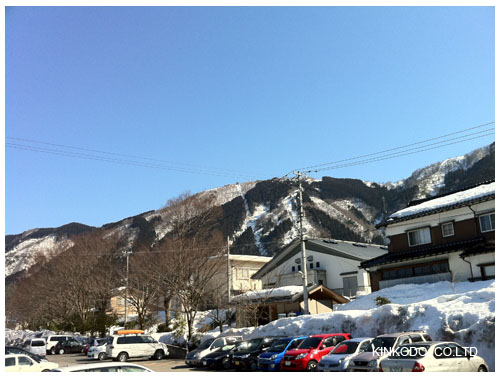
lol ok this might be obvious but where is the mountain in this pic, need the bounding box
[5,143,494,280]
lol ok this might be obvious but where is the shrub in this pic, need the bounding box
[375,296,392,306]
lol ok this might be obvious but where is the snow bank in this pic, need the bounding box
[218,280,496,371]
[232,286,303,300]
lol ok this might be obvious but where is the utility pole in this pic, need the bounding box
[227,236,231,303]
[122,249,133,328]
[295,171,310,315]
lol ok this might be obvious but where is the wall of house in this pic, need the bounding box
[449,251,495,282]
[261,248,370,295]
[385,200,494,253]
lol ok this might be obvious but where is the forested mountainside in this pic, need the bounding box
[5,143,494,279]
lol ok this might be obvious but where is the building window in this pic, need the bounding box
[316,262,320,268]
[479,213,495,232]
[297,265,301,271]
[237,268,249,279]
[382,262,449,280]
[292,266,295,272]
[407,227,431,246]
[342,276,358,296]
[309,262,314,269]
[480,264,495,280]
[441,222,455,237]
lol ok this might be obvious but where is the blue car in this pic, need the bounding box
[257,336,306,371]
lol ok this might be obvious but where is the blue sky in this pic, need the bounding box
[5,6,495,235]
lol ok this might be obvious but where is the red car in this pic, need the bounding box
[280,333,352,371]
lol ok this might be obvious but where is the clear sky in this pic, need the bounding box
[5,6,495,235]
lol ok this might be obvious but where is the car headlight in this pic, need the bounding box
[240,354,251,359]
[338,358,344,364]
[367,360,378,367]
[270,354,278,360]
[296,353,308,359]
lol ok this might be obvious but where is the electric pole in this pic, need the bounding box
[122,249,133,328]
[295,171,310,315]
[227,236,231,303]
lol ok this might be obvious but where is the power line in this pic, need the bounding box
[296,121,495,171]
[303,130,494,174]
[6,142,260,180]
[6,136,270,177]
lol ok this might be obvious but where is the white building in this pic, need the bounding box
[252,238,387,298]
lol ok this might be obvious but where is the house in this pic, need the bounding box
[361,180,495,291]
[251,238,388,298]
[231,284,349,326]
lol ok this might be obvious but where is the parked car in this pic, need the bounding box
[5,346,49,363]
[232,337,279,370]
[45,335,78,355]
[22,338,47,357]
[54,339,85,354]
[51,362,154,372]
[258,336,307,371]
[281,333,352,371]
[379,342,489,372]
[185,335,242,367]
[200,343,240,370]
[83,337,107,355]
[5,354,58,372]
[317,337,373,372]
[347,331,432,372]
[87,339,109,361]
[106,331,169,362]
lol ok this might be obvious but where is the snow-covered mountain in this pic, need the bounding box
[5,143,494,279]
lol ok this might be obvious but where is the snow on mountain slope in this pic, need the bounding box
[5,236,73,277]
[214,279,496,370]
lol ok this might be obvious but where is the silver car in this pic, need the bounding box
[380,342,489,372]
[317,338,373,372]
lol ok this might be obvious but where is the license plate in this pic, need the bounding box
[235,361,240,366]
[390,367,403,372]
[285,361,291,366]
[203,361,207,366]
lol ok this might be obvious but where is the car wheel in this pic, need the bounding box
[153,350,164,360]
[117,352,128,362]
[98,352,106,361]
[307,360,318,371]
[42,369,50,372]
[222,358,231,369]
[478,365,488,372]
[250,360,258,371]
[58,349,65,355]
[50,348,55,355]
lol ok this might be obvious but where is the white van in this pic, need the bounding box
[22,338,47,357]
[106,331,169,362]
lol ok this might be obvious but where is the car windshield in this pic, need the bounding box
[330,341,359,355]
[371,337,397,350]
[97,339,107,346]
[298,337,322,349]
[198,338,215,350]
[220,344,236,352]
[236,339,261,351]
[390,345,430,359]
[267,339,290,352]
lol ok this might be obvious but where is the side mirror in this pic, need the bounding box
[320,344,325,350]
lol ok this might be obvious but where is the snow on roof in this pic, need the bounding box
[389,182,495,220]
[232,286,303,301]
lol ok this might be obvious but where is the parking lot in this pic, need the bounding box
[45,353,201,372]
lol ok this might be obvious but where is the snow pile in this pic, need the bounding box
[390,182,494,220]
[232,286,303,301]
[217,279,496,370]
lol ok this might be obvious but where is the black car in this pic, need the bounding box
[5,347,48,362]
[54,340,84,354]
[232,337,277,371]
[201,343,239,370]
